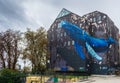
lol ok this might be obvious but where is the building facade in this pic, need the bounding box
[48,8,119,74]
[119,34,120,67]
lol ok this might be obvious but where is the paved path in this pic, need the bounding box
[74,75,120,83]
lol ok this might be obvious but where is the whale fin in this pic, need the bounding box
[85,42,102,60]
[74,42,85,60]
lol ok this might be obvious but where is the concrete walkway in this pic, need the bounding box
[74,75,120,83]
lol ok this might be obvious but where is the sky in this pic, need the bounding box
[0,0,120,32]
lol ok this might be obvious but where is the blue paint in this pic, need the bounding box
[60,21,117,60]
[74,42,85,60]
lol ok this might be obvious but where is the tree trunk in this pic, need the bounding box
[8,57,11,69]
[0,52,6,68]
[8,44,11,69]
[12,40,18,70]
[12,58,17,70]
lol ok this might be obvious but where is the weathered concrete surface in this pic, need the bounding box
[75,75,120,83]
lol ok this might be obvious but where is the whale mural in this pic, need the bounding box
[60,21,117,61]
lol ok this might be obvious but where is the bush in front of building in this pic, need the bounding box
[0,68,26,83]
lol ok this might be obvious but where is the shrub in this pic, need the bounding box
[0,69,26,83]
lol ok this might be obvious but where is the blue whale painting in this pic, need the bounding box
[60,21,117,61]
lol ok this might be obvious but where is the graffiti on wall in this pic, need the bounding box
[60,21,117,61]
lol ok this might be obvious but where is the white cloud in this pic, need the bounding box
[22,0,60,29]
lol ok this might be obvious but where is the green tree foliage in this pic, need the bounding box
[0,29,22,70]
[0,69,26,83]
[23,27,48,74]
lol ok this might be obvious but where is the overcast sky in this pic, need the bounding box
[0,0,120,32]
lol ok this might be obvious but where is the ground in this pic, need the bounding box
[26,75,120,83]
[74,75,120,83]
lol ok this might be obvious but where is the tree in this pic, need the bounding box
[0,34,6,68]
[23,27,48,73]
[0,29,22,70]
[22,66,31,73]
